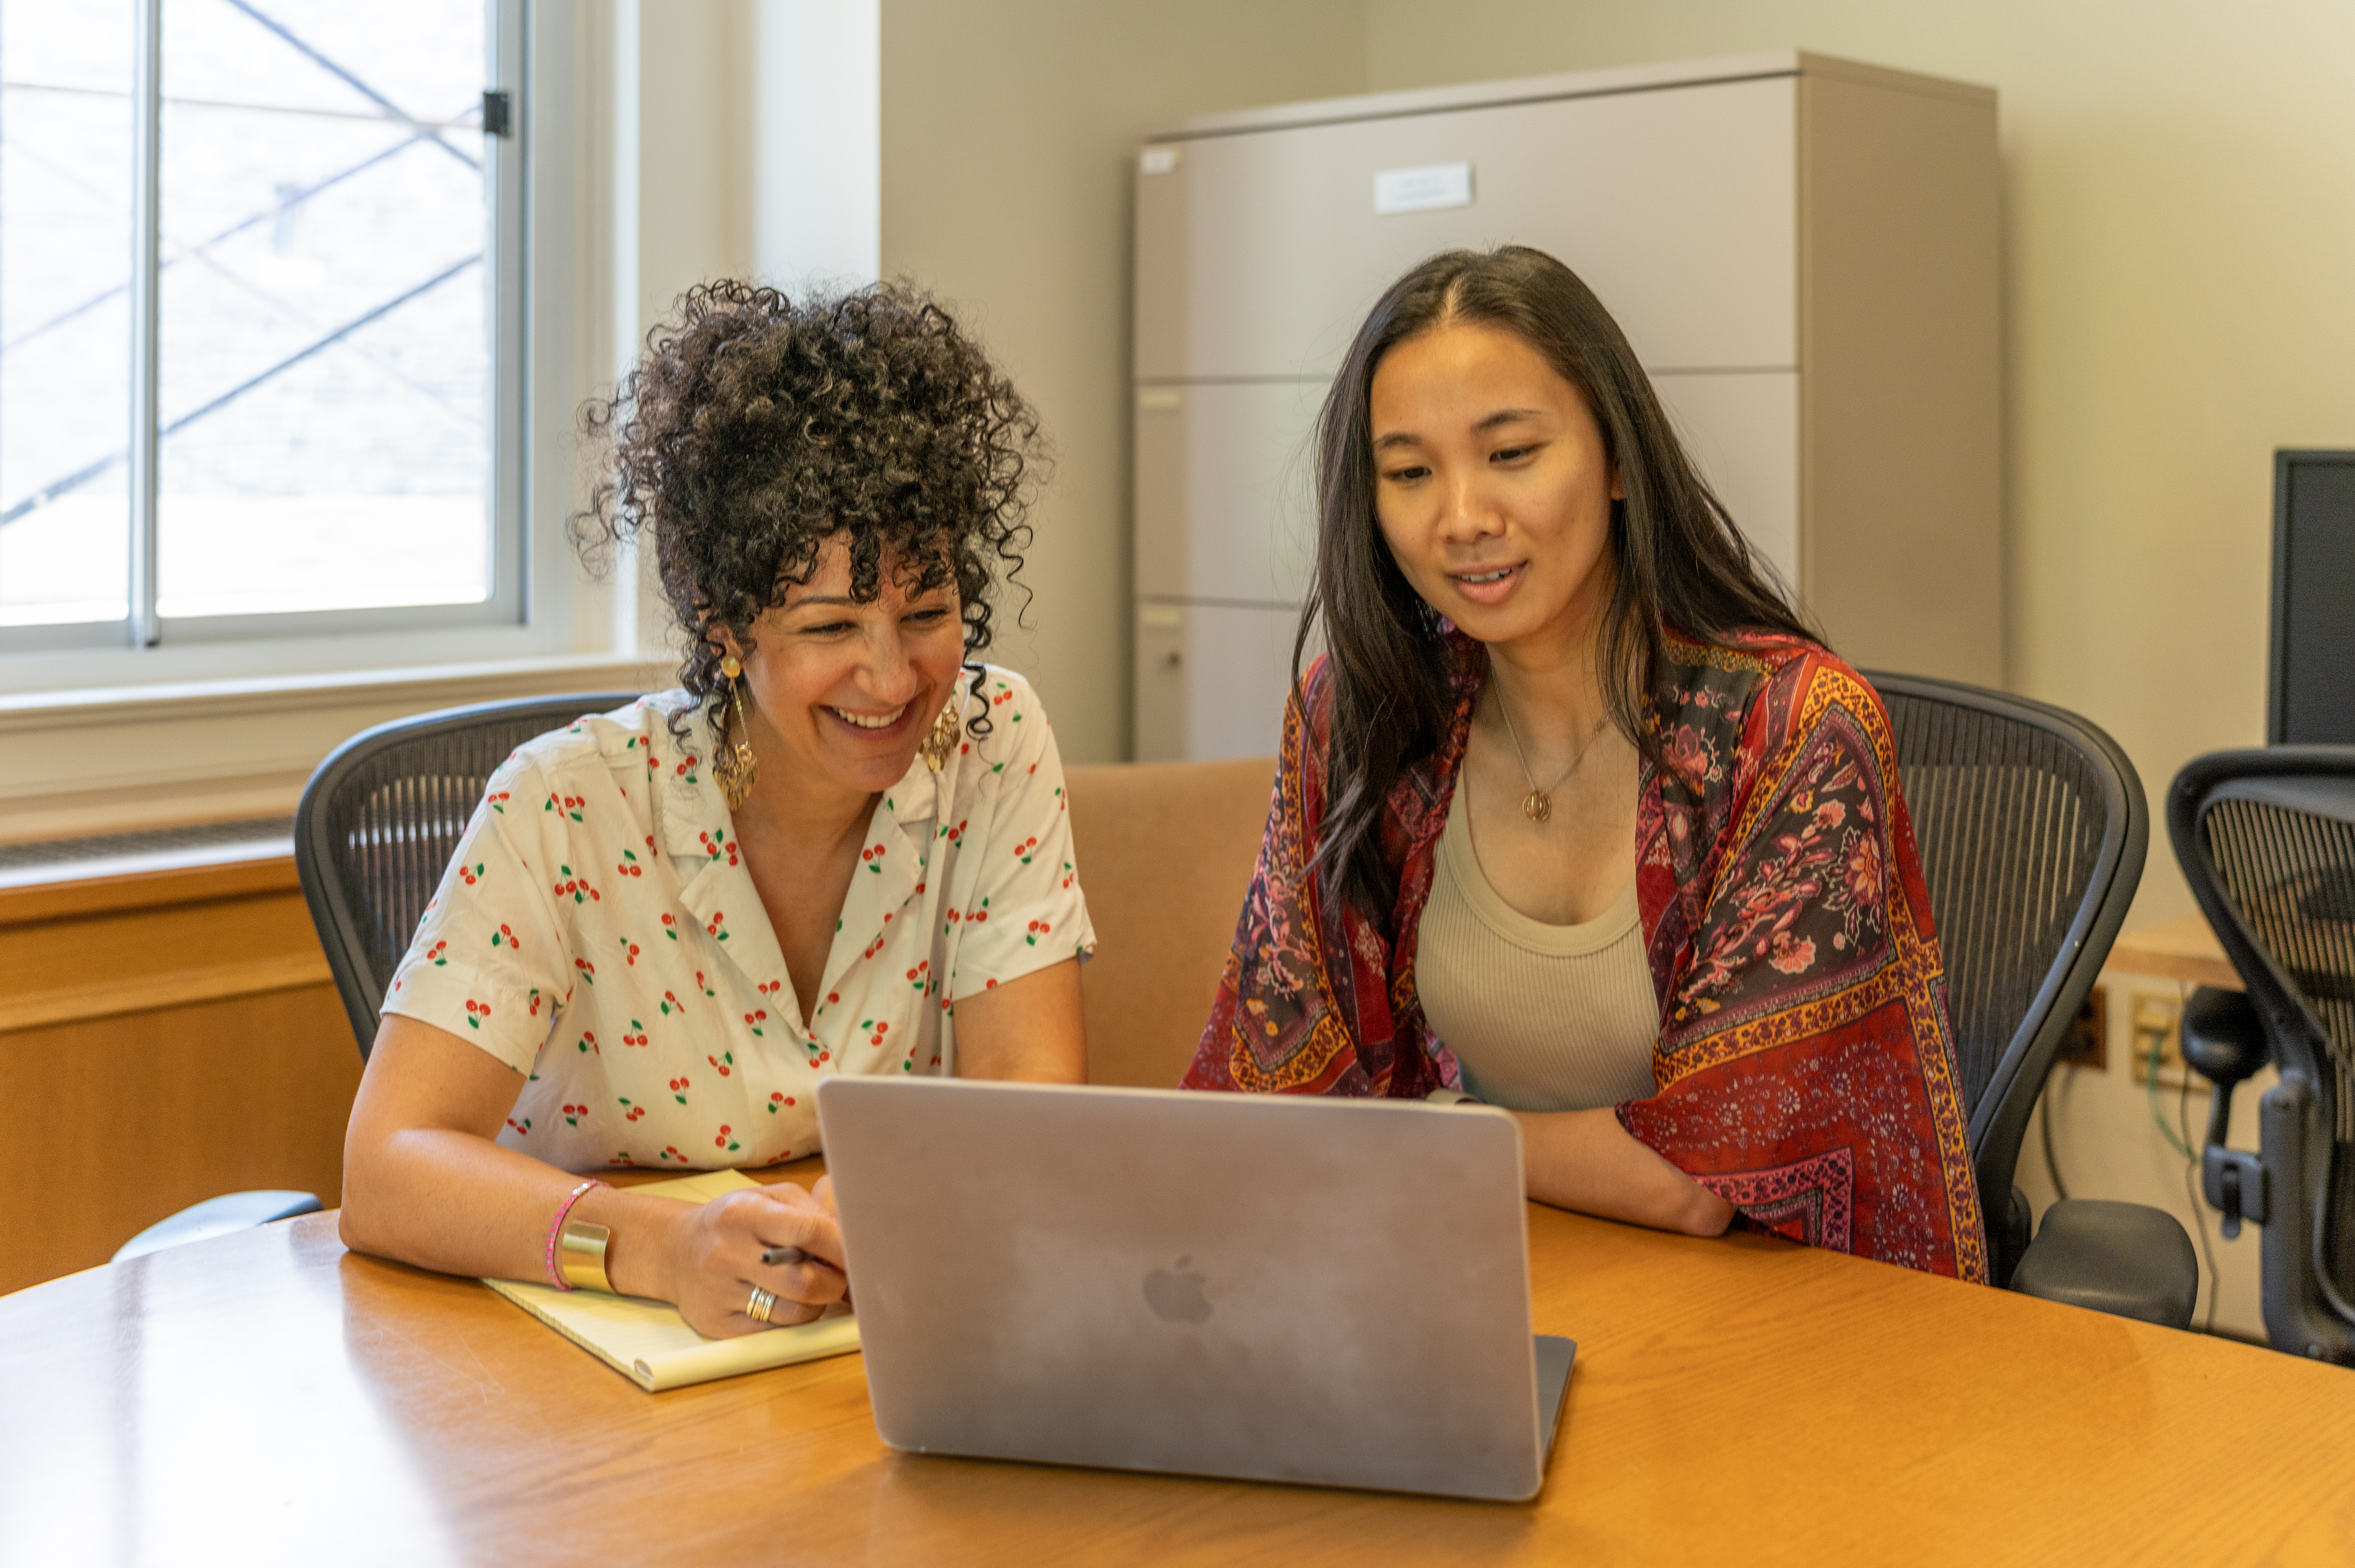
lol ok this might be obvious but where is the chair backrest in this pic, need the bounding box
[1063,758,1276,1089]
[2168,747,2355,1339]
[295,693,644,1057]
[1863,672,2148,1276]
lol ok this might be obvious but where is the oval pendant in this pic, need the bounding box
[1522,790,1551,823]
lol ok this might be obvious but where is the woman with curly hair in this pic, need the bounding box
[1187,247,1989,1283]
[340,280,1093,1336]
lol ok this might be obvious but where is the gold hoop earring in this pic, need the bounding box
[712,655,759,809]
[920,689,964,774]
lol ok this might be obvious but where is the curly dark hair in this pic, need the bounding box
[573,278,1043,742]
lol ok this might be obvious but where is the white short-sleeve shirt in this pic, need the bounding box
[381,668,1094,1172]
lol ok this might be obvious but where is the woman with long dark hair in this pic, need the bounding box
[1185,246,1987,1281]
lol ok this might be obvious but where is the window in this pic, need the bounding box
[0,0,523,654]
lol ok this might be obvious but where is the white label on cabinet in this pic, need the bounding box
[1373,162,1473,215]
[1139,146,1180,175]
[1138,605,1185,630]
[1137,386,1183,412]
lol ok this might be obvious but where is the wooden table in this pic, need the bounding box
[5,1164,2352,1566]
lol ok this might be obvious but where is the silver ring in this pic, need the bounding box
[745,1284,776,1324]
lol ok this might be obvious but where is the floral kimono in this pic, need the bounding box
[1184,630,1988,1283]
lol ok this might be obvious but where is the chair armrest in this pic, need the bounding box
[113,1190,324,1263]
[2007,1199,2198,1329]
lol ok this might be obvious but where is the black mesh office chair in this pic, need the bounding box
[2168,747,2355,1363]
[109,694,642,1265]
[1867,672,2196,1322]
[297,692,645,1056]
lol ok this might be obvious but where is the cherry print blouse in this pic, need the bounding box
[381,668,1095,1172]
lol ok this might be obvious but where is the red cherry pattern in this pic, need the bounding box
[706,1050,734,1077]
[859,841,887,874]
[546,791,586,822]
[425,940,448,967]
[618,937,640,966]
[616,848,644,878]
[463,998,492,1030]
[562,1102,587,1127]
[490,923,522,951]
[457,862,484,887]
[573,956,596,986]
[576,1030,598,1054]
[504,1115,531,1136]
[619,1097,646,1122]
[668,1074,690,1103]
[1025,918,1052,948]
[622,1021,649,1047]
[551,864,601,904]
[714,1124,740,1153]
[660,912,679,940]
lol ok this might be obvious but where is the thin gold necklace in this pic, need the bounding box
[1494,688,1609,824]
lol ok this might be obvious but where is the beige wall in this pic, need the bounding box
[879,0,1368,762]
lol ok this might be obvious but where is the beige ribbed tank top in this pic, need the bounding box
[1415,782,1661,1113]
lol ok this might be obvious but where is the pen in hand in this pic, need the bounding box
[759,1245,808,1267]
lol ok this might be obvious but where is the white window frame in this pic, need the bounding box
[0,0,596,695]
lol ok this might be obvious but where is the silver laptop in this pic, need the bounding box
[815,1077,1575,1501]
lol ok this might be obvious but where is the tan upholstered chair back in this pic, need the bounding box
[1063,758,1277,1088]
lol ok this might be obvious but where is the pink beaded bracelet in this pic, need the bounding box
[545,1179,609,1290]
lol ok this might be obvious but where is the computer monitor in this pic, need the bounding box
[2269,450,2355,745]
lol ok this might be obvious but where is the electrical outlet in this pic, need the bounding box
[2054,986,2106,1071]
[2128,996,2195,1090]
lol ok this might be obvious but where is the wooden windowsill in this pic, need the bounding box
[0,853,304,930]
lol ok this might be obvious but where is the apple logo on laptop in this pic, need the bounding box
[1143,1256,1212,1324]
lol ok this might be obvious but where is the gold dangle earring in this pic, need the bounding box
[920,686,964,773]
[713,655,759,809]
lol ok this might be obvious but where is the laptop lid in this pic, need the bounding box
[816,1077,1571,1502]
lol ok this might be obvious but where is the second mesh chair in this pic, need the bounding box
[2169,747,2355,1363]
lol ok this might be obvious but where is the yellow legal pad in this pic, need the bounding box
[483,1168,860,1392]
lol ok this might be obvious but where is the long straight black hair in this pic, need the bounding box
[1300,245,1816,917]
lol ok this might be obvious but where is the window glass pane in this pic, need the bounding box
[156,0,489,621]
[0,0,135,628]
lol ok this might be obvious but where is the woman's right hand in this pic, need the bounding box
[665,1183,847,1339]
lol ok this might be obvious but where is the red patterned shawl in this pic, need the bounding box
[1183,630,1989,1283]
